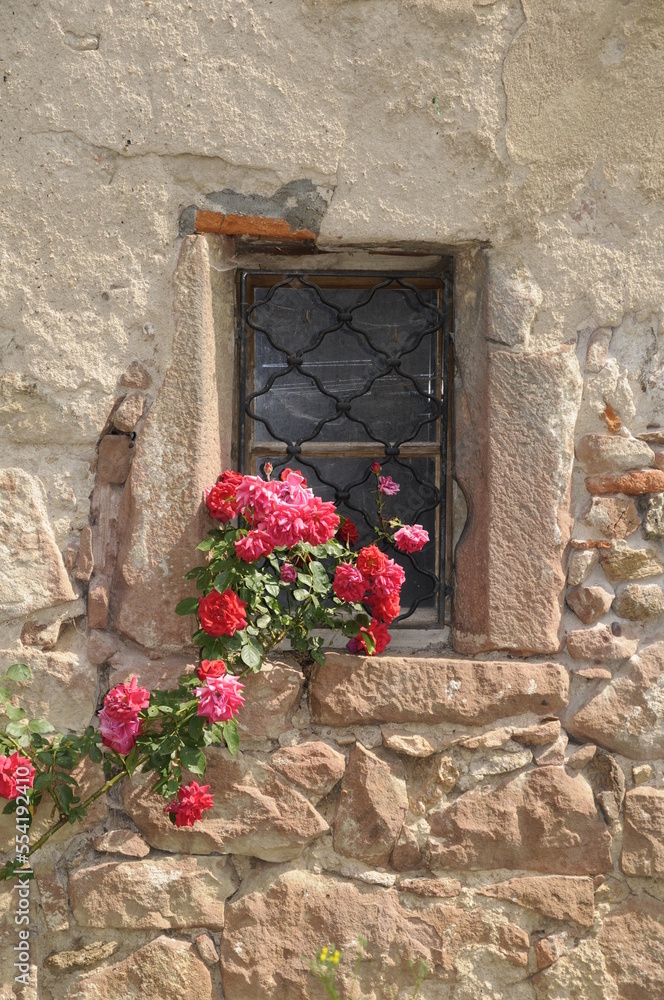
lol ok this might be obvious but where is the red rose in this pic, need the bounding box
[333,563,367,603]
[205,484,237,522]
[215,469,243,499]
[347,618,391,656]
[337,518,359,545]
[366,590,401,623]
[357,544,388,578]
[165,781,214,827]
[198,588,248,637]
[197,659,227,681]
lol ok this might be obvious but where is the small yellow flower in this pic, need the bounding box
[332,951,341,965]
[320,947,328,961]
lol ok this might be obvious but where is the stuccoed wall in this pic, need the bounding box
[2,1,664,998]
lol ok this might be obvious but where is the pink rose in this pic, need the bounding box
[234,529,274,562]
[263,503,307,547]
[103,676,150,721]
[0,753,36,800]
[332,563,367,603]
[99,709,142,755]
[303,498,340,545]
[195,675,245,723]
[370,558,406,597]
[393,524,429,553]
[378,475,400,496]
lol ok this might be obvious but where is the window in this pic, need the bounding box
[237,267,453,625]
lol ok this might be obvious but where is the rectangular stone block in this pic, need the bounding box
[310,652,569,727]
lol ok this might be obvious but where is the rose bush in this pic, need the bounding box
[0,463,428,879]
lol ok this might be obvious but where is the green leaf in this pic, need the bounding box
[342,620,361,638]
[56,784,74,814]
[240,644,261,670]
[28,718,55,734]
[265,583,280,598]
[180,747,206,776]
[213,569,232,591]
[5,705,26,722]
[188,716,206,741]
[196,537,217,552]
[175,597,200,616]
[222,719,240,756]
[363,632,376,655]
[310,561,330,594]
[6,663,31,683]
[256,614,271,629]
[293,589,309,602]
[124,746,140,776]
[310,648,326,666]
[0,686,11,703]
[5,722,27,738]
[89,743,103,764]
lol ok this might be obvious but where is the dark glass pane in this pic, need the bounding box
[250,283,441,445]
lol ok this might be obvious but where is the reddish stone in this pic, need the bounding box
[585,469,664,495]
[535,933,567,970]
[569,538,611,550]
[398,877,461,898]
[568,641,664,759]
[582,496,641,539]
[566,623,638,662]
[621,788,664,876]
[390,827,422,872]
[113,392,146,433]
[334,743,407,866]
[601,402,622,433]
[75,525,94,581]
[310,653,569,728]
[655,452,664,471]
[269,741,345,800]
[512,719,561,746]
[453,346,581,655]
[477,875,594,926]
[119,360,152,389]
[566,585,613,624]
[97,435,133,484]
[427,766,611,874]
[498,923,529,968]
[87,576,109,629]
[68,936,210,1000]
[598,895,664,999]
[87,630,117,665]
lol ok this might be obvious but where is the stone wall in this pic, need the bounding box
[3,1,664,998]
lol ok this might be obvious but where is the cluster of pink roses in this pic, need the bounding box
[206,468,339,556]
[99,676,150,756]
[194,660,245,723]
[0,752,35,800]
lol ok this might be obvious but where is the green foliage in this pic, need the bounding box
[309,938,431,999]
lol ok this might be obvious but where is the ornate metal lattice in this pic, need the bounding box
[238,269,452,624]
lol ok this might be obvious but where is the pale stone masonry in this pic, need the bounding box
[2,2,664,998]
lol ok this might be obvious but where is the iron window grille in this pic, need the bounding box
[237,268,453,625]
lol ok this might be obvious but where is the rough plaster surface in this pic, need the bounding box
[3,3,664,999]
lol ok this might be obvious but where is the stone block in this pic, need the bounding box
[220,869,529,998]
[568,641,664,759]
[427,765,611,874]
[0,647,97,732]
[613,583,664,620]
[122,748,328,861]
[310,653,569,727]
[477,875,594,926]
[576,434,654,474]
[97,434,134,484]
[45,941,120,972]
[597,895,664,999]
[75,524,94,581]
[584,328,611,373]
[454,345,581,654]
[567,548,598,586]
[194,934,219,966]
[599,539,663,581]
[237,659,304,744]
[269,741,345,799]
[68,936,211,1000]
[381,729,436,757]
[581,496,641,538]
[643,494,664,538]
[113,392,146,432]
[333,743,407,866]
[534,932,567,970]
[512,719,561,746]
[390,827,422,871]
[586,469,664,495]
[112,238,224,650]
[87,629,118,664]
[566,623,638,662]
[621,788,664,876]
[92,829,150,857]
[69,856,235,929]
[566,585,613,624]
[484,259,542,347]
[398,877,461,897]
[87,575,109,629]
[633,763,654,785]
[0,468,76,622]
